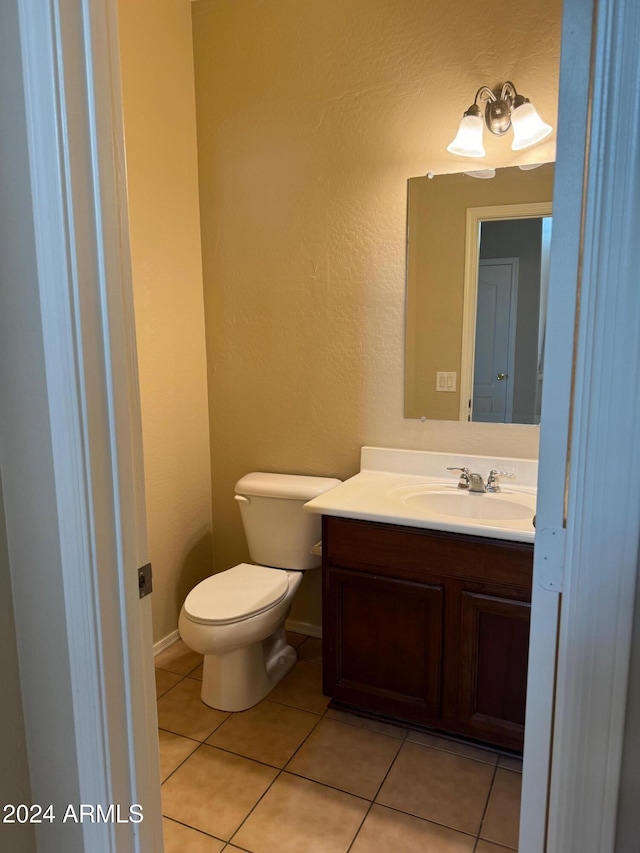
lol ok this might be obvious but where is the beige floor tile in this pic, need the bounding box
[158,730,200,782]
[267,660,329,714]
[296,637,323,663]
[232,772,369,853]
[350,804,476,853]
[377,742,494,836]
[286,717,401,799]
[187,663,203,681]
[407,730,499,766]
[155,639,203,676]
[162,745,278,840]
[498,753,523,773]
[480,768,521,849]
[206,699,319,767]
[163,817,224,852]
[157,677,230,741]
[476,842,517,853]
[155,668,182,699]
[325,708,408,739]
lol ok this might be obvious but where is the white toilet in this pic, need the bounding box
[178,472,340,712]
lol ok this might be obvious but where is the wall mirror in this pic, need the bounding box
[404,163,554,423]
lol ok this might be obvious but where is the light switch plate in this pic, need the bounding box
[436,371,457,392]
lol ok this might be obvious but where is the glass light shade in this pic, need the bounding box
[447,115,486,158]
[510,102,553,151]
[464,169,496,179]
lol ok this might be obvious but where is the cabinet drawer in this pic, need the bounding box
[323,516,533,591]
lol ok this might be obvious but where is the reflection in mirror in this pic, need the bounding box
[461,211,552,424]
[404,164,554,423]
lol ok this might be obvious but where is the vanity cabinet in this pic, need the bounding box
[321,515,533,752]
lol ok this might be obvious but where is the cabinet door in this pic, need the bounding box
[459,591,530,750]
[323,567,444,724]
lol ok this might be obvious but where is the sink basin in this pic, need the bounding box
[303,448,538,542]
[388,484,535,522]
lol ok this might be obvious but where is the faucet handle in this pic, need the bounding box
[486,469,514,492]
[446,467,470,489]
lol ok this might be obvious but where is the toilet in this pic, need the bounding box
[178,472,340,711]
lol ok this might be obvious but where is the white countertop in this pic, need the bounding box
[305,447,537,543]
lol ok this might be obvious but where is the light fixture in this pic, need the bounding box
[447,81,552,158]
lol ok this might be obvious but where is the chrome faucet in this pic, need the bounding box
[446,467,470,489]
[447,466,514,493]
[448,467,486,492]
[485,469,514,493]
[468,472,486,493]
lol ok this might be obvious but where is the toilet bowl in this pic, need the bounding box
[179,472,340,712]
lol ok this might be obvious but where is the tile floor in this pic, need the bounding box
[155,635,522,853]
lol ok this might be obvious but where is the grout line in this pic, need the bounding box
[276,768,375,804]
[225,701,328,848]
[345,800,375,853]
[226,766,285,846]
[162,815,225,844]
[157,726,202,745]
[349,799,481,846]
[476,759,499,845]
[154,671,187,698]
[280,707,327,769]
[342,725,410,853]
[160,741,207,786]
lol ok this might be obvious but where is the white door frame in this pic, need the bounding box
[0,1,162,850]
[522,0,640,850]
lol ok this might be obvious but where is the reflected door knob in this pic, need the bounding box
[497,373,508,380]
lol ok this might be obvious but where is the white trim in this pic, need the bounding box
[519,0,595,845]
[2,1,162,850]
[544,0,640,848]
[154,630,181,657]
[522,0,640,850]
[459,203,553,421]
[286,619,322,639]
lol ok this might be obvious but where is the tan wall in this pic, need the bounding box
[192,0,562,630]
[118,0,213,643]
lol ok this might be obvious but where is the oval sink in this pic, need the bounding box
[388,485,535,522]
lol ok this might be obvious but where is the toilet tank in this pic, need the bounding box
[235,473,341,570]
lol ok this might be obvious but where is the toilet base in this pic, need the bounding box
[200,626,297,712]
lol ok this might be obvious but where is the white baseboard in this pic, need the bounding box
[286,619,322,639]
[153,629,180,657]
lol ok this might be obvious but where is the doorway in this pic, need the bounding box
[473,257,519,423]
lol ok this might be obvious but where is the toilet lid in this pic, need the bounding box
[183,563,290,625]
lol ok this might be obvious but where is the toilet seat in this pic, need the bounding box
[183,563,290,626]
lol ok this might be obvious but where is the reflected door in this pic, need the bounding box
[472,258,519,422]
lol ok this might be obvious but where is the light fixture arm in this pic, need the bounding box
[480,81,523,136]
[447,80,552,158]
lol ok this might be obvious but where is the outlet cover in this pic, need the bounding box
[436,372,457,392]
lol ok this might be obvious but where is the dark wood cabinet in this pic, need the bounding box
[321,515,533,752]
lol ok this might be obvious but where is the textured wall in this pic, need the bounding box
[192,0,562,629]
[118,0,213,642]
